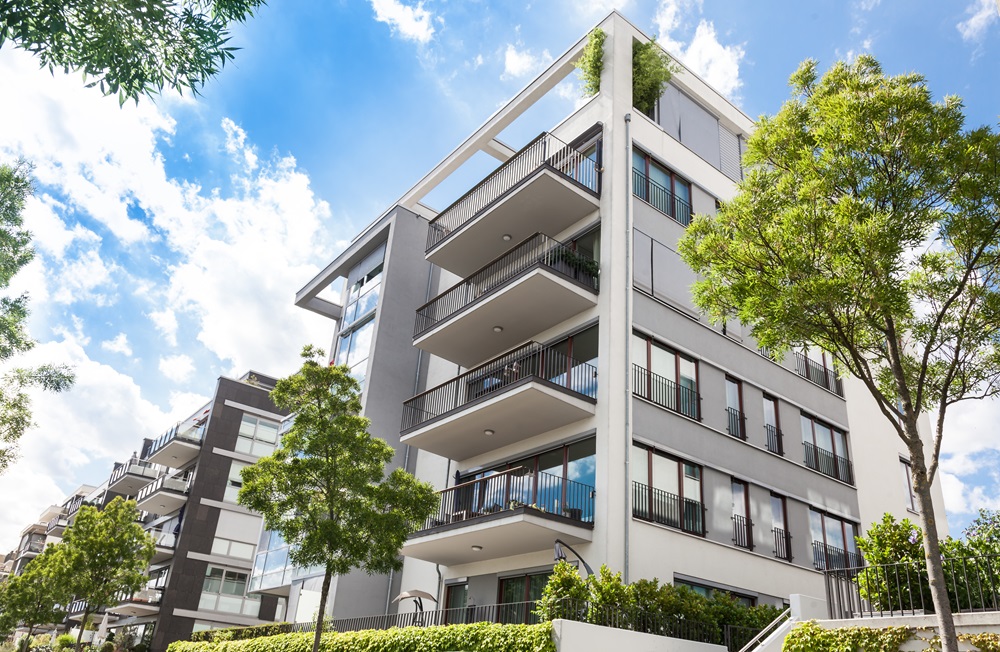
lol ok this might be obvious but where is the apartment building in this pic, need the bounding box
[274,11,947,622]
[6,484,97,578]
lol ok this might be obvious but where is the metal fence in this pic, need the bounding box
[812,541,864,572]
[765,424,783,455]
[401,341,598,431]
[732,514,753,550]
[825,554,1000,619]
[632,168,693,226]
[427,132,601,251]
[726,407,746,440]
[772,527,792,562]
[414,232,599,337]
[793,352,844,396]
[803,441,854,485]
[632,481,705,535]
[632,364,701,420]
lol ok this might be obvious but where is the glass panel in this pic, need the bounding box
[825,518,845,551]
[228,461,247,483]
[814,421,833,452]
[770,495,785,528]
[499,576,526,604]
[256,421,279,444]
[335,334,350,366]
[238,415,257,438]
[251,440,276,457]
[241,599,261,617]
[632,334,648,369]
[353,282,380,320]
[264,547,288,572]
[649,160,671,196]
[650,343,674,381]
[833,430,848,458]
[809,510,824,544]
[211,539,229,556]
[763,397,777,428]
[445,584,468,611]
[346,319,374,369]
[216,595,243,613]
[652,454,678,495]
[632,149,647,174]
[726,379,740,411]
[566,439,596,488]
[234,438,252,455]
[801,415,814,444]
[683,464,701,500]
[253,552,266,575]
[230,542,255,559]
[203,567,224,593]
[528,573,550,601]
[537,448,564,513]
[198,594,216,611]
[732,481,746,517]
[845,523,859,554]
[571,326,599,368]
[631,445,649,485]
[574,229,600,262]
[224,485,240,503]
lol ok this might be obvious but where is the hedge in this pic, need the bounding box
[783,621,1000,652]
[190,623,294,643]
[170,622,555,652]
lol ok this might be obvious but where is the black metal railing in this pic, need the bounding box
[773,527,792,561]
[114,587,163,607]
[632,481,705,535]
[427,132,601,251]
[109,460,160,489]
[803,441,854,484]
[401,341,598,431]
[66,494,85,517]
[793,352,844,396]
[414,232,600,337]
[632,168,692,226]
[726,407,746,440]
[825,554,1000,619]
[632,364,700,420]
[147,422,204,459]
[812,541,864,572]
[732,514,753,550]
[414,468,594,533]
[46,514,70,534]
[765,424,783,455]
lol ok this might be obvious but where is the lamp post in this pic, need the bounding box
[553,538,594,577]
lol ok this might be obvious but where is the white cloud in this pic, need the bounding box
[100,332,132,356]
[21,194,100,261]
[957,0,999,42]
[159,354,195,383]
[501,43,553,80]
[148,308,179,347]
[575,0,632,18]
[370,0,436,44]
[654,0,744,101]
[51,249,119,306]
[941,471,1000,516]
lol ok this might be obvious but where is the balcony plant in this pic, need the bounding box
[575,28,605,96]
[632,38,679,117]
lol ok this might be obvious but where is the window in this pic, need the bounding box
[211,537,256,560]
[763,396,782,455]
[632,443,704,535]
[770,494,791,561]
[236,414,279,457]
[726,378,745,440]
[444,584,469,624]
[674,580,755,607]
[632,332,699,419]
[199,566,260,616]
[731,479,752,549]
[901,459,917,512]
[334,316,375,388]
[632,148,693,225]
[801,414,853,484]
[497,572,550,624]
[224,460,248,503]
[810,510,861,570]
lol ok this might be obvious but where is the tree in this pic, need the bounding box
[678,55,1000,652]
[60,497,155,652]
[238,346,438,652]
[0,160,74,474]
[632,38,679,117]
[0,545,73,643]
[0,0,267,104]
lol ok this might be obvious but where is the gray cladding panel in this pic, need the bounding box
[719,124,742,183]
[634,230,653,293]
[677,91,721,170]
[657,85,682,140]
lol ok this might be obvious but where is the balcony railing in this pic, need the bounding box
[46,515,70,534]
[765,424,783,455]
[772,527,792,561]
[414,467,594,533]
[414,232,600,337]
[732,514,753,550]
[812,541,864,571]
[18,539,44,556]
[632,168,692,226]
[793,352,844,396]
[632,364,700,420]
[725,407,746,440]
[632,481,705,536]
[136,474,189,503]
[109,460,160,488]
[66,495,85,517]
[114,587,162,607]
[803,441,854,484]
[147,528,177,548]
[147,423,204,459]
[426,132,600,252]
[401,341,598,432]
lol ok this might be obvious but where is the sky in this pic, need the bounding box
[0,0,998,553]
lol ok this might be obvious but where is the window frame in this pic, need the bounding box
[763,395,783,455]
[725,377,745,440]
[731,478,752,550]
[801,412,852,483]
[633,331,701,420]
[900,458,918,512]
[631,147,694,226]
[632,442,705,536]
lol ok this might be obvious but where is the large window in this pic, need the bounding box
[731,479,752,549]
[236,414,279,457]
[497,572,551,624]
[901,459,917,512]
[334,316,375,388]
[725,377,745,440]
[199,566,260,616]
[632,148,692,226]
[810,510,861,570]
[223,460,248,503]
[763,395,782,455]
[632,332,699,419]
[801,414,853,484]
[632,443,704,535]
[770,494,791,561]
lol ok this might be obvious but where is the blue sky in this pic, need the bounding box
[0,0,998,551]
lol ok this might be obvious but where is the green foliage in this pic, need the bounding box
[0,0,267,103]
[169,623,555,652]
[0,160,75,473]
[574,28,605,97]
[534,561,589,620]
[238,346,439,650]
[54,636,77,652]
[60,498,156,650]
[632,38,679,116]
[963,509,1000,558]
[783,621,914,652]
[190,624,294,643]
[0,545,73,639]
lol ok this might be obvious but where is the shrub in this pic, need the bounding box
[574,28,605,96]
[169,622,554,652]
[632,38,679,117]
[783,621,913,652]
[190,623,294,643]
[54,635,76,651]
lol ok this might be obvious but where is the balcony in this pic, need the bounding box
[812,541,863,571]
[632,482,705,536]
[46,514,70,536]
[765,424,784,456]
[414,233,600,367]
[631,364,700,420]
[136,475,189,515]
[793,353,844,396]
[773,527,792,561]
[401,342,597,461]
[401,468,594,566]
[632,168,693,226]
[66,601,111,622]
[16,539,44,559]
[426,131,601,277]
[148,528,177,564]
[108,461,161,497]
[146,423,204,468]
[111,588,162,617]
[732,514,753,550]
[726,407,746,441]
[803,441,854,484]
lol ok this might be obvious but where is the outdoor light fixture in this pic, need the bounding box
[502,234,512,241]
[484,429,495,437]
[471,545,483,552]
[553,538,594,577]
[493,326,503,333]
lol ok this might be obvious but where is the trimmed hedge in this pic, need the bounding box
[190,624,294,643]
[783,621,1000,652]
[170,622,554,652]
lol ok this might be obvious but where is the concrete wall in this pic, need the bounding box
[551,619,726,652]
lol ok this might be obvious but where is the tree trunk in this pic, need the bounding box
[75,608,90,652]
[909,441,959,652]
[312,567,333,652]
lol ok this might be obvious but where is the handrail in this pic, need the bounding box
[737,608,790,652]
[441,466,525,493]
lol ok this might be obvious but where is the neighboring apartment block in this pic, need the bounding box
[286,10,947,623]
